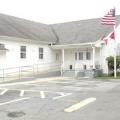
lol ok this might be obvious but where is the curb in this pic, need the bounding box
[0,77,67,87]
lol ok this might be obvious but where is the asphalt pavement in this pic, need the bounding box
[0,77,120,120]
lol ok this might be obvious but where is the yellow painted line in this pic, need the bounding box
[64,97,96,113]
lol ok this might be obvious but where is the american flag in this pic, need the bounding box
[101,8,116,26]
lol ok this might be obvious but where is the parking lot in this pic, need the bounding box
[0,77,120,120]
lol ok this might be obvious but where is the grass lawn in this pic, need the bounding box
[96,76,120,80]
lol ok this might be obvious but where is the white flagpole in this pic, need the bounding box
[114,25,117,78]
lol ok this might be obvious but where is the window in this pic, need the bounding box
[79,52,83,60]
[86,52,91,60]
[56,53,59,61]
[39,48,43,59]
[0,43,5,49]
[20,46,26,59]
[75,52,77,60]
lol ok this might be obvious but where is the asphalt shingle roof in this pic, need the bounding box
[0,14,57,43]
[51,16,120,44]
[0,13,120,45]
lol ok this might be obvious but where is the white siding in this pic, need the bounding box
[1,24,120,74]
[0,39,57,69]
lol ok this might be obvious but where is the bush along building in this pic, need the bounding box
[0,13,120,78]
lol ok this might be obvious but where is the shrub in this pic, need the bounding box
[106,56,120,76]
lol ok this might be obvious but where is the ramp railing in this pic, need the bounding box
[0,62,61,82]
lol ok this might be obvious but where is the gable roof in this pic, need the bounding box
[0,13,120,45]
[51,15,120,45]
[0,14,57,43]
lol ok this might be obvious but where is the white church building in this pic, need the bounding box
[0,14,120,78]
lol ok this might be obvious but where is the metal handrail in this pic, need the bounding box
[0,61,61,82]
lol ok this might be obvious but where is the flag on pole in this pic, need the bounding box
[110,31,115,40]
[101,8,115,26]
[101,36,108,45]
[101,8,116,44]
[101,31,115,45]
[101,8,117,78]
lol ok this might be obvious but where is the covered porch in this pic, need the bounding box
[52,42,103,77]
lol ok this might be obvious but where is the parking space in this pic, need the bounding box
[0,88,72,102]
[0,78,120,120]
[22,78,120,92]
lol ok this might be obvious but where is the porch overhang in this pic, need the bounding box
[51,42,96,49]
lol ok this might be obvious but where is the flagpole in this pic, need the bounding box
[101,7,116,78]
[114,25,117,78]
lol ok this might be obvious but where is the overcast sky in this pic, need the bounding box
[0,0,119,24]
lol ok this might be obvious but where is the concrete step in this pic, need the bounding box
[62,70,75,77]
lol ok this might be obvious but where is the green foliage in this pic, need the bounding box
[106,56,120,71]
[117,72,120,76]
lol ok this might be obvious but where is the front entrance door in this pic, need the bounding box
[69,65,72,70]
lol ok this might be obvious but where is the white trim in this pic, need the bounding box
[0,35,53,45]
[61,49,65,75]
[51,42,96,49]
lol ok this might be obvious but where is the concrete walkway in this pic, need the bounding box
[0,76,71,87]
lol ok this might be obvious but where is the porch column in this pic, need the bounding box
[61,49,65,76]
[92,46,95,69]
[62,49,65,69]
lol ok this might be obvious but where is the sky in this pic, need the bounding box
[0,0,119,24]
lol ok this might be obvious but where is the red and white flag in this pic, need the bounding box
[101,8,116,45]
[101,31,115,45]
[101,8,116,26]
[109,31,115,40]
[101,36,108,45]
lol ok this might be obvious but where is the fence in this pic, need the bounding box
[0,62,61,82]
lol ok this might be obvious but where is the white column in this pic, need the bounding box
[100,47,102,69]
[61,49,65,76]
[62,49,65,69]
[92,46,95,69]
[113,25,117,78]
[114,51,117,78]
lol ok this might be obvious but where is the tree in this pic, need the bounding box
[106,56,120,72]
